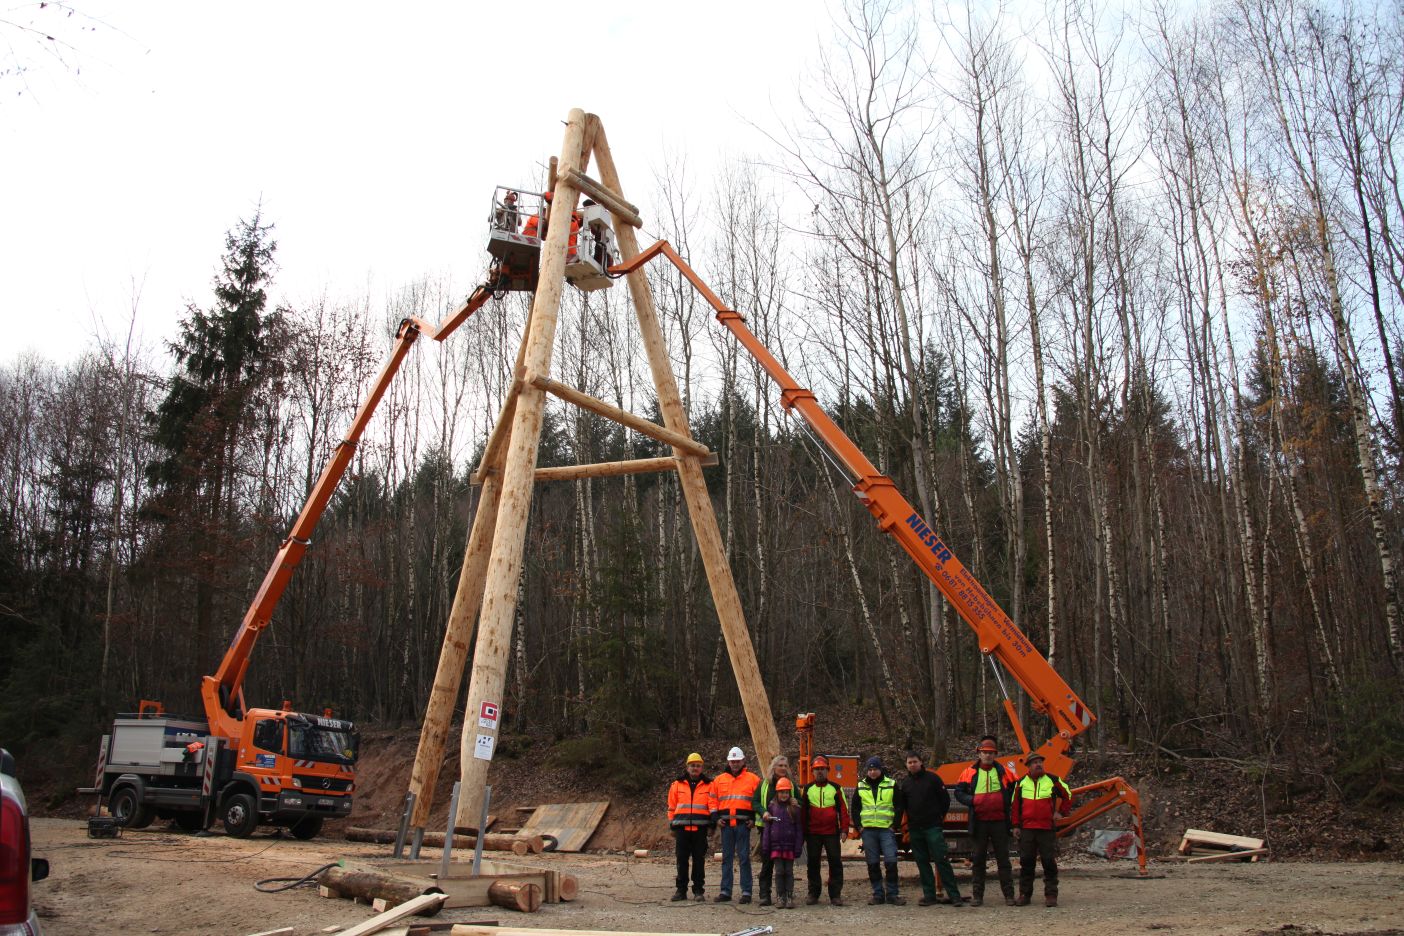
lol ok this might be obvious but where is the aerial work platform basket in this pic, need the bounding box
[485,186,617,294]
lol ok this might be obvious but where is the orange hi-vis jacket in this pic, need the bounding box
[668,773,716,831]
[711,768,761,827]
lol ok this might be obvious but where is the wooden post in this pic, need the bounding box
[590,123,781,770]
[456,109,589,827]
[406,312,535,831]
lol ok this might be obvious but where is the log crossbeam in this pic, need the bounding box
[475,453,717,485]
[530,375,710,457]
[564,169,642,228]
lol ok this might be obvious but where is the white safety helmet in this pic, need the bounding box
[727,746,745,761]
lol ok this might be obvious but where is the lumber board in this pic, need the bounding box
[338,893,448,936]
[516,801,609,852]
[1186,847,1269,863]
[246,929,295,936]
[1180,828,1265,849]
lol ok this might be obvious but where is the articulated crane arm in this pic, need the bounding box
[613,243,1148,874]
[201,285,495,740]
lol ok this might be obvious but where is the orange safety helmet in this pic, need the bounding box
[811,754,830,769]
[542,191,554,202]
[775,778,793,792]
[977,739,998,753]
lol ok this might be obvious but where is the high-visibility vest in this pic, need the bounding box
[806,782,842,809]
[857,776,896,828]
[1017,775,1059,801]
[712,769,760,826]
[668,776,715,830]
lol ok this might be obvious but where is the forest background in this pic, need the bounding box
[3,0,1402,809]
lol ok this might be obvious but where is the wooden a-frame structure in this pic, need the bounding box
[404,109,781,835]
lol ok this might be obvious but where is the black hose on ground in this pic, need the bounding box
[255,861,341,893]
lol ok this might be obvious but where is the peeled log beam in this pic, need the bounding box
[346,826,537,855]
[452,929,718,936]
[563,169,642,227]
[487,881,541,913]
[319,867,444,914]
[530,375,710,457]
[475,454,717,486]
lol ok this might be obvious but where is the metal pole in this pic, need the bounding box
[439,781,462,884]
[410,826,425,860]
[471,784,492,877]
[393,792,415,858]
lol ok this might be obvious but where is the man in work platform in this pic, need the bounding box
[901,750,967,908]
[752,753,792,907]
[1011,751,1073,908]
[800,754,849,906]
[667,752,716,902]
[711,746,761,903]
[851,755,905,905]
[954,735,1018,906]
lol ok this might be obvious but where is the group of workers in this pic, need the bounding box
[493,190,613,269]
[665,736,1072,910]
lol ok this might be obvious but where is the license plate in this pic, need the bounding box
[318,798,334,807]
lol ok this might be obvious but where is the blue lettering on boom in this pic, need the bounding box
[904,512,953,562]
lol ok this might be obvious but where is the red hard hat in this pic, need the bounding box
[811,755,830,769]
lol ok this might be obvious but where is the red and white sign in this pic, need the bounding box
[478,701,500,729]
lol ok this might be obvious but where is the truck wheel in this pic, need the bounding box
[221,793,258,838]
[110,786,154,829]
[288,816,323,840]
[174,811,209,833]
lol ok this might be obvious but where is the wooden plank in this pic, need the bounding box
[1187,847,1269,863]
[516,801,609,853]
[450,929,719,936]
[246,929,294,936]
[339,893,448,936]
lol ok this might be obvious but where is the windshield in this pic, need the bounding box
[287,724,358,765]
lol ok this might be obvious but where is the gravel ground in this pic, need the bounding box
[29,817,1404,936]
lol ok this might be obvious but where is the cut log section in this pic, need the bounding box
[319,867,445,912]
[488,880,542,913]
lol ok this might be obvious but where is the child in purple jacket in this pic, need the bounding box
[761,778,804,909]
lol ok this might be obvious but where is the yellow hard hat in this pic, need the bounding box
[686,752,704,765]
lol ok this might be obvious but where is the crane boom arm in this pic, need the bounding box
[611,243,1095,750]
[201,285,493,738]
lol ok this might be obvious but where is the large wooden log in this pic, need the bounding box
[564,168,642,227]
[474,454,716,486]
[457,108,589,828]
[346,827,536,855]
[320,867,444,911]
[530,375,711,458]
[589,121,781,772]
[487,880,542,913]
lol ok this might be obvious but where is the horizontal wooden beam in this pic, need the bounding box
[564,169,642,228]
[474,453,718,486]
[530,375,709,457]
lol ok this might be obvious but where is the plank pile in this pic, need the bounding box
[1178,828,1268,863]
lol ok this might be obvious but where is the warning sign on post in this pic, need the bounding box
[478,701,500,730]
[473,733,495,761]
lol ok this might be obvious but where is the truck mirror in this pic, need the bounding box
[32,857,49,882]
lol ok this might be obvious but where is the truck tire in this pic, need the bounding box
[288,815,323,840]
[109,786,154,829]
[174,811,209,833]
[221,793,258,838]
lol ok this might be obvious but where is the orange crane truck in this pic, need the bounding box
[613,242,1149,875]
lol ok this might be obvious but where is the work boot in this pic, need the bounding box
[694,891,706,902]
[887,895,906,905]
[758,895,772,907]
[1004,896,1017,906]
[831,896,845,907]
[970,896,984,907]
[805,894,819,905]
[671,889,687,902]
[868,894,884,905]
[714,893,730,903]
[738,894,751,905]
[1014,894,1031,906]
[1045,894,1058,908]
[918,895,939,906]
[948,896,967,907]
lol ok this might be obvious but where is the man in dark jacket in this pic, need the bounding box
[800,754,849,906]
[953,735,1018,906]
[900,750,966,907]
[850,755,905,904]
[1011,751,1072,908]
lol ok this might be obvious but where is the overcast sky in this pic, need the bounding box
[1,1,820,364]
